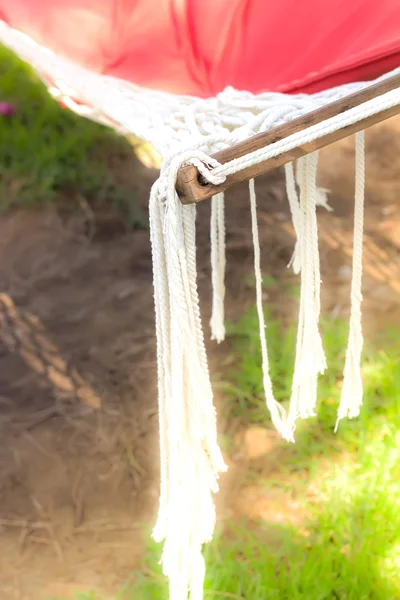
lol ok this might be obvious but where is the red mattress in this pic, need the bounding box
[1,0,400,97]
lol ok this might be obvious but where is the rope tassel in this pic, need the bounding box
[284,162,302,274]
[249,179,287,435]
[210,193,226,343]
[285,161,333,276]
[149,135,366,598]
[150,153,227,600]
[286,152,327,439]
[336,131,365,429]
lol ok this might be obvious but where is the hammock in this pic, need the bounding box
[1,2,400,599]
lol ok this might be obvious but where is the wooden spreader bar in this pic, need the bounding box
[176,73,400,205]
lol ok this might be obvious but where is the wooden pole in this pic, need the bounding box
[176,73,400,204]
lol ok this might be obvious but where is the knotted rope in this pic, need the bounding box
[149,152,227,600]
[149,119,373,599]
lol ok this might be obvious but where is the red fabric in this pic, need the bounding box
[1,0,400,97]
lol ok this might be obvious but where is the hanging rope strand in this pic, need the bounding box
[210,193,226,343]
[336,131,365,429]
[286,153,326,437]
[285,162,302,274]
[150,153,227,600]
[148,100,372,600]
[249,179,287,435]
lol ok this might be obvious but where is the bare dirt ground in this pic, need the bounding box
[0,118,400,599]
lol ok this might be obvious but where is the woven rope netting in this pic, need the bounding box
[1,20,400,600]
[1,22,399,157]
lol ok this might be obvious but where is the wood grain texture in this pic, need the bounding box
[176,73,400,204]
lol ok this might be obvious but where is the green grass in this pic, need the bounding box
[0,45,146,227]
[129,309,400,599]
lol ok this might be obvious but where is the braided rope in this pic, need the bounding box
[249,179,287,434]
[336,131,365,429]
[150,153,227,600]
[286,154,327,437]
[284,162,302,274]
[210,193,226,343]
[0,20,398,157]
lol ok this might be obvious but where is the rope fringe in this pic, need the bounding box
[210,193,226,343]
[249,179,287,435]
[285,162,302,274]
[285,162,333,276]
[286,153,327,439]
[150,131,367,599]
[336,131,365,430]
[150,153,227,600]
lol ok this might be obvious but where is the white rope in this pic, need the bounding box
[286,153,327,438]
[150,152,227,600]
[284,162,302,274]
[285,163,332,276]
[336,131,365,430]
[213,88,400,178]
[210,193,226,343]
[249,179,287,434]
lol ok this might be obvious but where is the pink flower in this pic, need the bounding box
[0,102,15,117]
